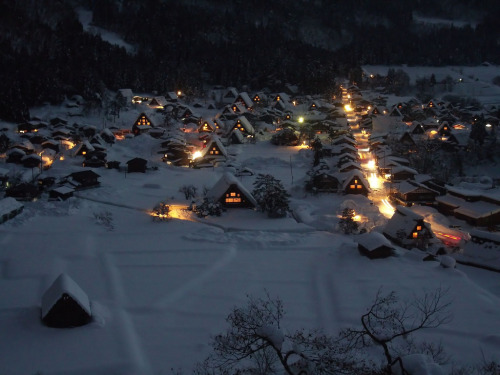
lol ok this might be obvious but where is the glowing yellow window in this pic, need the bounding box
[350,185,355,189]
[416,226,422,231]
[412,232,418,238]
[357,185,362,189]
[354,180,358,184]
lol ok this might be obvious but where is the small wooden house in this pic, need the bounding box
[390,180,439,207]
[21,154,42,169]
[72,140,95,157]
[307,172,340,193]
[437,122,452,137]
[408,122,425,135]
[207,173,257,208]
[273,92,291,103]
[49,185,75,201]
[5,183,41,201]
[233,92,254,111]
[132,113,155,136]
[199,118,217,133]
[342,171,370,196]
[398,132,416,147]
[390,165,418,182]
[357,232,395,259]
[229,116,255,137]
[223,87,239,104]
[252,92,267,105]
[383,205,434,249]
[339,161,363,173]
[148,96,168,108]
[41,273,92,328]
[65,170,101,189]
[6,148,27,164]
[127,157,148,173]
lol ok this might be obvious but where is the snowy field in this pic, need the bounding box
[363,64,500,105]
[1,131,500,374]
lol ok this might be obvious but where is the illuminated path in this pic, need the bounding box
[355,132,396,219]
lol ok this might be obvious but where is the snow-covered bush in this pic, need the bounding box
[193,198,223,218]
[179,184,197,200]
[93,210,114,231]
[338,207,359,234]
[151,201,170,221]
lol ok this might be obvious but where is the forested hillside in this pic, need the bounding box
[0,0,498,122]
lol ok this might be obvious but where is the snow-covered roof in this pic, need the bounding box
[207,172,257,207]
[41,273,91,319]
[340,170,371,191]
[51,185,75,195]
[332,135,357,146]
[0,197,24,215]
[383,205,431,241]
[469,229,500,244]
[232,116,255,135]
[394,180,439,195]
[392,165,418,175]
[201,136,228,159]
[236,92,254,108]
[357,231,394,251]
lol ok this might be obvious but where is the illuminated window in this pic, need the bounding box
[412,232,418,238]
[416,226,422,231]
[226,192,241,203]
[354,180,358,184]
[350,185,355,189]
[357,185,362,189]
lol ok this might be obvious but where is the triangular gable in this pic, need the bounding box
[199,119,216,133]
[231,116,255,136]
[134,113,153,127]
[201,136,228,159]
[207,173,257,208]
[234,92,254,110]
[231,102,247,114]
[41,273,91,319]
[223,87,238,99]
[148,96,168,108]
[341,170,370,193]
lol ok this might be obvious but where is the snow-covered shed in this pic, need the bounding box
[41,273,92,328]
[207,173,257,209]
[357,231,395,259]
[127,157,148,173]
[0,197,24,224]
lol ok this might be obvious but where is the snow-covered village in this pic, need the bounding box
[1,1,500,375]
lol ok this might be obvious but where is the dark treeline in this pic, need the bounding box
[0,0,499,122]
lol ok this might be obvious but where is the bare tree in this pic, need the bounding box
[200,292,374,375]
[341,287,452,374]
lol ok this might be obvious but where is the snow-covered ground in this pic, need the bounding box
[363,64,500,105]
[1,129,500,374]
[2,71,500,374]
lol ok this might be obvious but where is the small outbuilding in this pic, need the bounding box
[357,232,395,259]
[127,157,148,173]
[41,273,92,328]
